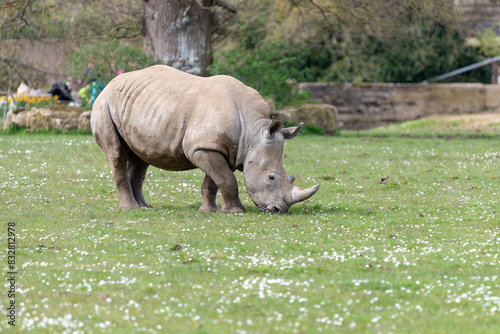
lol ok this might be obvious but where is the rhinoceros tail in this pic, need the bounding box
[91,95,123,161]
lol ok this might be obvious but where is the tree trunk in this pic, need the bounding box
[142,0,212,76]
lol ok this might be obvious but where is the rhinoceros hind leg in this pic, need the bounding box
[92,102,138,209]
[127,151,152,208]
[199,175,219,212]
[108,147,139,210]
[191,150,245,213]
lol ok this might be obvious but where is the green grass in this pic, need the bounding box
[1,127,499,333]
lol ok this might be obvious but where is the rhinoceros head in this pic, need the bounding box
[243,119,320,213]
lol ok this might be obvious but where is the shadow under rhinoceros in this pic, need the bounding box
[177,202,326,215]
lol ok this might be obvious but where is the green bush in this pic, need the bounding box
[478,21,500,57]
[210,5,490,92]
[208,26,311,107]
[321,19,490,83]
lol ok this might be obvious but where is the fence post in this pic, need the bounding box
[492,62,498,84]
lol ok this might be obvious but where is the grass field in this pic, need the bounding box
[1,119,499,333]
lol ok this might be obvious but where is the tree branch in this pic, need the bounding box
[194,0,237,13]
[308,0,332,32]
[213,0,237,13]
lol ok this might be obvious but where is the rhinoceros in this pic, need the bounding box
[91,65,319,213]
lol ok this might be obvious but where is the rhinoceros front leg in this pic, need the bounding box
[199,175,219,212]
[127,151,152,208]
[191,150,245,213]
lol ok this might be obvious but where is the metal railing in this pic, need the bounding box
[421,55,500,84]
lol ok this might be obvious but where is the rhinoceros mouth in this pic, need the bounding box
[258,202,289,214]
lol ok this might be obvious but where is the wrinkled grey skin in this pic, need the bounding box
[91,65,319,213]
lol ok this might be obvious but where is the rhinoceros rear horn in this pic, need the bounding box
[291,184,320,204]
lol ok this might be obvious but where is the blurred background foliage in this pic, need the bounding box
[0,0,495,105]
[67,41,158,86]
[208,0,490,103]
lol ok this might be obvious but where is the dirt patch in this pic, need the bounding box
[432,111,500,131]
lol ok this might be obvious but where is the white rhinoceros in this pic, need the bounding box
[91,65,319,213]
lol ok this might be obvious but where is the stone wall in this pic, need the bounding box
[0,40,78,88]
[272,103,338,135]
[4,107,91,132]
[299,82,500,129]
[0,38,142,89]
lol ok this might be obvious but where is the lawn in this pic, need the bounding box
[1,123,499,333]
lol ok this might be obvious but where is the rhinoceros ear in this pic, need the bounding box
[281,122,303,140]
[267,119,283,138]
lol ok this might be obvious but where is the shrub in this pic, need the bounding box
[211,2,490,90]
[320,16,490,83]
[208,25,311,107]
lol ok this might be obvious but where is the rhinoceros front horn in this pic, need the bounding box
[291,184,320,204]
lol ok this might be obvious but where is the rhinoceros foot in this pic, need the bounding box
[199,201,244,213]
[137,202,153,209]
[221,201,245,213]
[119,202,139,210]
[134,195,152,209]
[120,203,152,210]
[199,204,220,213]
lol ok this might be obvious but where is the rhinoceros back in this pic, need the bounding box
[92,65,269,171]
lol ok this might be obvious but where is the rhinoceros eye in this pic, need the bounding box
[268,174,276,182]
